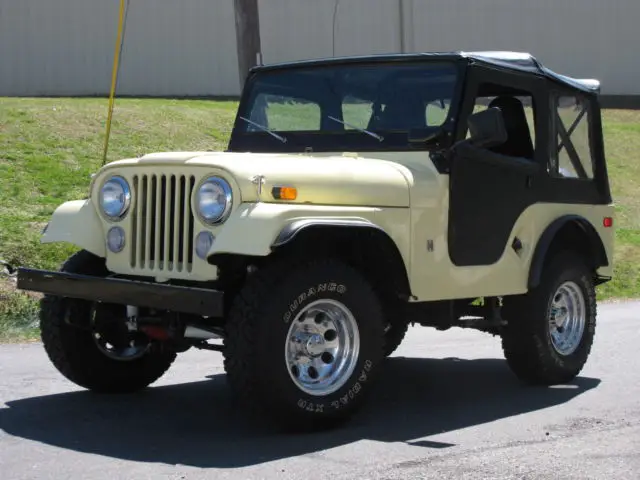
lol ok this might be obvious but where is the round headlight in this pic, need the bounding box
[100,176,131,220]
[196,177,232,224]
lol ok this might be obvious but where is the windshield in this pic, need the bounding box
[228,60,461,153]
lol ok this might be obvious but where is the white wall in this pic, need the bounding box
[404,0,638,96]
[0,0,637,96]
[258,0,402,63]
[0,0,240,96]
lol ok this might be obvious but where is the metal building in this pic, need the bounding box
[0,0,637,99]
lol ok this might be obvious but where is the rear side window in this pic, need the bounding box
[550,94,595,179]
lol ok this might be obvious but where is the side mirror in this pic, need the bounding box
[467,107,508,149]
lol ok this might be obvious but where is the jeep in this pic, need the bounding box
[17,51,615,431]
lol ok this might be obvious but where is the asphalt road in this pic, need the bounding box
[1,300,639,480]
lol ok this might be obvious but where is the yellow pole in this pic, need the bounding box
[102,0,126,165]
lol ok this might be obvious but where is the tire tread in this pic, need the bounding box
[223,256,384,430]
[40,250,177,393]
[501,251,597,385]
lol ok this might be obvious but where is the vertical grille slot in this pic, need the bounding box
[159,175,167,269]
[152,175,161,269]
[129,173,195,273]
[130,175,138,267]
[144,175,154,268]
[172,175,181,270]
[139,175,148,268]
[187,176,195,267]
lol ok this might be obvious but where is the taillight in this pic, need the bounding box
[603,217,613,228]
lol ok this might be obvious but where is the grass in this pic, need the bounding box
[0,278,39,342]
[1,97,639,341]
[0,97,239,341]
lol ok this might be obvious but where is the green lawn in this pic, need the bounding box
[0,97,639,341]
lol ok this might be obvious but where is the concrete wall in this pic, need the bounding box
[0,0,637,97]
[404,0,638,97]
[0,0,240,96]
[258,0,402,62]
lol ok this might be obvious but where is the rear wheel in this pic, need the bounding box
[501,251,596,385]
[223,258,385,431]
[40,250,177,393]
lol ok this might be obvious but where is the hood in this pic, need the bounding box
[104,151,413,207]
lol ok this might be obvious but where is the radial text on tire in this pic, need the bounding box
[223,258,386,431]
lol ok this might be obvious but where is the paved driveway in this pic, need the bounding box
[1,300,639,479]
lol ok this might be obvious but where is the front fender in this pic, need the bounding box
[207,202,385,258]
[41,199,106,257]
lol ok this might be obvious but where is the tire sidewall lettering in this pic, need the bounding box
[296,358,374,413]
[275,276,379,415]
[283,282,348,324]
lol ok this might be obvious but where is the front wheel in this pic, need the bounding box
[501,251,597,385]
[223,258,385,431]
[40,250,177,393]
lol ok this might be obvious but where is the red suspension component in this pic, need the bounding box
[139,325,171,341]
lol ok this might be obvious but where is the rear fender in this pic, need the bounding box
[528,214,609,289]
[41,200,106,257]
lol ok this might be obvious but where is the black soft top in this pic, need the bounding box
[250,51,600,94]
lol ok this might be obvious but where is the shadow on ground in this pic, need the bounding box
[0,356,599,468]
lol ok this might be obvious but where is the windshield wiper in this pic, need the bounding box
[327,116,384,142]
[239,116,287,143]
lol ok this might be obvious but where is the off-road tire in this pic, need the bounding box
[383,321,409,357]
[501,251,596,385]
[223,257,385,431]
[39,250,177,393]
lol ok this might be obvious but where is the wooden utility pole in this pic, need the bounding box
[234,0,262,90]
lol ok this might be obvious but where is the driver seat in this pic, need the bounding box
[487,96,535,159]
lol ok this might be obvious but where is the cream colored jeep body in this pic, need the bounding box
[18,52,615,431]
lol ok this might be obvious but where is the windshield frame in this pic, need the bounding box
[227,58,467,154]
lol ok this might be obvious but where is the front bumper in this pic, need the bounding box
[16,268,224,317]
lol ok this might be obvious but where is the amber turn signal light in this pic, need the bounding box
[272,186,298,200]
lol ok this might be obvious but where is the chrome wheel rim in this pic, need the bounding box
[93,331,150,361]
[285,299,360,396]
[548,281,586,356]
[88,306,151,361]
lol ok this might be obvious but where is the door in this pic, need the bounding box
[447,67,546,267]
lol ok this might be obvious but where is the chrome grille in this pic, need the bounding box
[130,174,196,273]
